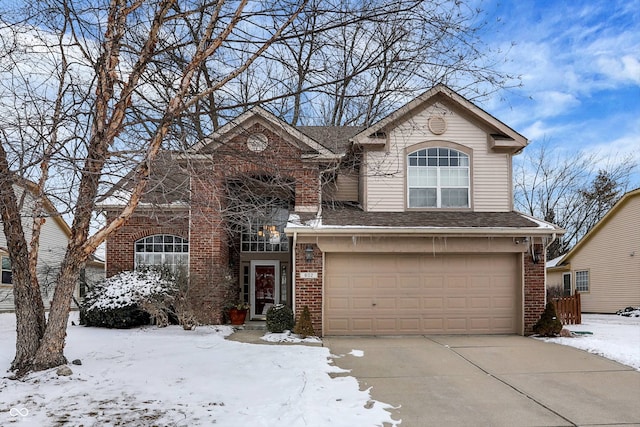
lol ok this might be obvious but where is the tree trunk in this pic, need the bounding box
[0,145,46,374]
[11,265,46,374]
[30,255,84,371]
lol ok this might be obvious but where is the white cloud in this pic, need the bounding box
[532,91,581,118]
[597,55,640,85]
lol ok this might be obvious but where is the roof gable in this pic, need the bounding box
[187,107,339,160]
[351,84,527,153]
[13,179,72,238]
[553,188,640,266]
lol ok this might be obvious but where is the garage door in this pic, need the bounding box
[325,253,519,335]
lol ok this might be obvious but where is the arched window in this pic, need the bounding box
[134,235,189,272]
[407,147,469,208]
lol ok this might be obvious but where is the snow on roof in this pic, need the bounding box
[546,256,564,268]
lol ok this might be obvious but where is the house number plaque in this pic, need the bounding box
[299,272,318,279]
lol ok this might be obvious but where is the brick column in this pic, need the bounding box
[294,243,323,335]
[188,173,230,324]
[523,243,546,335]
[294,167,320,211]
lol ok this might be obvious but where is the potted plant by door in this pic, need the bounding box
[229,302,250,325]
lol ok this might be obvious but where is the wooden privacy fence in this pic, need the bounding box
[552,293,581,325]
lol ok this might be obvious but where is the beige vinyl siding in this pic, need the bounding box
[547,270,564,289]
[570,197,640,313]
[0,185,75,311]
[364,102,512,212]
[323,172,359,203]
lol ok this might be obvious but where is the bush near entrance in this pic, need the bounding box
[266,304,294,333]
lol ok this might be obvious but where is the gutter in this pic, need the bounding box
[285,225,564,237]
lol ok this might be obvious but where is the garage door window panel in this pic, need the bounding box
[408,148,469,208]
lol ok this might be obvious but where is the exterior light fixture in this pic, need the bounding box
[305,246,314,262]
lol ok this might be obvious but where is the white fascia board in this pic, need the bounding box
[285,225,560,237]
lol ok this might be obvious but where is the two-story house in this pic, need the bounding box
[102,85,562,335]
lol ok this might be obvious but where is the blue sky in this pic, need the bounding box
[479,0,639,186]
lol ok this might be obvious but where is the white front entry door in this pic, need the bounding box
[250,260,280,319]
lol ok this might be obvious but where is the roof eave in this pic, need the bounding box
[285,225,560,237]
[351,84,528,149]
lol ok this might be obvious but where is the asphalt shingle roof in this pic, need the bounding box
[304,204,539,228]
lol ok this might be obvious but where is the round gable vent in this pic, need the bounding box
[428,116,447,135]
[247,133,268,152]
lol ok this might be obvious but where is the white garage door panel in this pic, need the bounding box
[325,253,519,335]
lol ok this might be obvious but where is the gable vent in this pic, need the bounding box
[428,116,447,135]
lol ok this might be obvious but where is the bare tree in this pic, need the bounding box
[264,0,519,126]
[0,0,519,376]
[514,143,637,259]
[0,0,310,375]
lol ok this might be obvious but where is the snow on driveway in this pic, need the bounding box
[539,313,640,370]
[0,313,399,426]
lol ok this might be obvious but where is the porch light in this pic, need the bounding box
[305,246,314,262]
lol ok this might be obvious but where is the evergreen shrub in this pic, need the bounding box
[532,301,563,337]
[81,270,175,328]
[293,305,315,338]
[266,304,294,333]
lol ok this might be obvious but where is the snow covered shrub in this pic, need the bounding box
[293,305,315,338]
[532,301,563,337]
[81,270,177,328]
[616,306,640,317]
[266,304,294,333]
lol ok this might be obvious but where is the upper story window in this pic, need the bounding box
[1,256,11,285]
[407,147,470,208]
[135,235,189,273]
[241,207,289,253]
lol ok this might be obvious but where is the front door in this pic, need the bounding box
[250,260,280,319]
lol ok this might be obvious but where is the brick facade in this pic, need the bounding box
[105,211,189,277]
[294,243,323,334]
[523,243,546,335]
[105,122,322,324]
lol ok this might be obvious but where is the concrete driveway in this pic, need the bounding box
[323,335,640,426]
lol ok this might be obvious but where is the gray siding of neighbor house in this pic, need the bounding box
[569,195,640,313]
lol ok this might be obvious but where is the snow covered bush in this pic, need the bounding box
[81,270,177,328]
[266,304,294,333]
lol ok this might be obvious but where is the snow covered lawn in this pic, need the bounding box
[0,313,399,426]
[539,313,640,370]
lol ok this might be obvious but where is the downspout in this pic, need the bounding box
[292,231,297,313]
[541,232,558,305]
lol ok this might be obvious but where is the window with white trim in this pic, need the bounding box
[1,256,12,285]
[575,270,589,293]
[407,147,470,208]
[135,235,189,273]
[241,207,289,253]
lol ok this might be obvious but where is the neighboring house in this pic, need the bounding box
[101,85,562,335]
[0,180,105,311]
[547,188,640,313]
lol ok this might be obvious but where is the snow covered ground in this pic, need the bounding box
[539,313,640,370]
[2,312,638,426]
[0,312,399,426]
